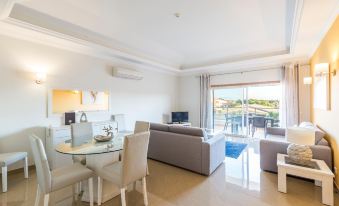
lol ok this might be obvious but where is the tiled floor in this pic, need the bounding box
[1,137,338,206]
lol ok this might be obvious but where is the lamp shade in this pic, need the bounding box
[286,127,315,146]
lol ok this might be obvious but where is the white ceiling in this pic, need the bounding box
[0,0,338,74]
[18,0,293,68]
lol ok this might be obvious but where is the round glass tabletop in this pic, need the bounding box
[55,131,133,155]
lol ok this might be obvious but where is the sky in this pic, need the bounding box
[214,85,281,100]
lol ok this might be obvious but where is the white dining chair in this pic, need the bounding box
[71,122,93,164]
[29,135,95,206]
[0,152,28,192]
[97,132,150,206]
[112,114,126,132]
[134,121,150,134]
[71,122,93,146]
[134,121,150,176]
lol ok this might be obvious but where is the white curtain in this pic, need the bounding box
[281,64,299,128]
[200,74,212,129]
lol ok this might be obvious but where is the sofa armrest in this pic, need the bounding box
[260,139,289,172]
[201,134,225,175]
[266,127,286,136]
[310,145,332,170]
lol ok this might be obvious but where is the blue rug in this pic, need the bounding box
[225,141,247,159]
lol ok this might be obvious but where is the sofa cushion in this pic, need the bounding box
[150,123,169,132]
[299,122,325,144]
[168,126,206,139]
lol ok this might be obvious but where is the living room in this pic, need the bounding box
[0,0,339,206]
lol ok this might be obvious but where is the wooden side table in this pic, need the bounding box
[277,153,334,206]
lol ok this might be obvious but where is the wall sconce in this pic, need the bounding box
[303,62,337,85]
[303,77,312,85]
[35,72,46,84]
[315,63,336,77]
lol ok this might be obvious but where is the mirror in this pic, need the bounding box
[50,89,110,114]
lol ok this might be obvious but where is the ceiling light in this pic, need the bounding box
[174,13,180,18]
[35,72,46,84]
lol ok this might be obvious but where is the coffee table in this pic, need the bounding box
[277,153,334,205]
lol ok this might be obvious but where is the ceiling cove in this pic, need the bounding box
[0,0,337,75]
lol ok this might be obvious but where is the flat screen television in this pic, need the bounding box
[171,112,189,123]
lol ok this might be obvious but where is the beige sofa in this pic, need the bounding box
[148,123,225,175]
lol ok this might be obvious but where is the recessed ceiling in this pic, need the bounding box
[16,0,295,69]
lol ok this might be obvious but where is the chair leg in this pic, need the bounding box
[98,176,102,205]
[43,194,49,206]
[121,188,126,206]
[76,181,82,194]
[2,166,7,192]
[24,156,28,179]
[34,185,40,206]
[146,164,150,176]
[88,178,94,206]
[142,177,148,206]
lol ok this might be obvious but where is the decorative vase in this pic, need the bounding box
[287,144,313,165]
[80,112,88,123]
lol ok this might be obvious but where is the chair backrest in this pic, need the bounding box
[71,122,93,146]
[112,114,126,132]
[253,116,266,128]
[134,121,150,134]
[121,132,150,187]
[29,135,52,194]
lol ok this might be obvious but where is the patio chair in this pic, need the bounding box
[251,116,267,138]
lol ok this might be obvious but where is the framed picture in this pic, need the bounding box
[48,89,110,116]
[313,63,330,110]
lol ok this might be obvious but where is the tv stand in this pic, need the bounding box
[168,122,192,127]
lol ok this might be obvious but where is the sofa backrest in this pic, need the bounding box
[150,123,207,140]
[150,123,169,132]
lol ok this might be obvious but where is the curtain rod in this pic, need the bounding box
[195,63,310,77]
[209,67,280,77]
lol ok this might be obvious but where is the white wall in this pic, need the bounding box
[0,34,178,170]
[178,75,200,127]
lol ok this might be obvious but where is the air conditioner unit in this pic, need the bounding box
[112,67,143,80]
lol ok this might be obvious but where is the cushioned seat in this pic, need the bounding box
[0,152,27,167]
[51,163,94,191]
[97,162,122,187]
[0,152,28,192]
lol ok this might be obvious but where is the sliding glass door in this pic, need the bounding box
[213,84,281,138]
[213,87,249,136]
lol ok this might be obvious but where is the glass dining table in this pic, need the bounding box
[55,131,133,204]
[55,131,132,155]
